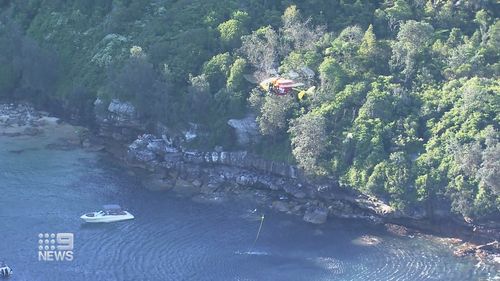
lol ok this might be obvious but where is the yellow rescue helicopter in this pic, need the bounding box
[258,77,315,100]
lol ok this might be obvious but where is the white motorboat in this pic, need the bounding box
[0,262,12,278]
[80,205,134,223]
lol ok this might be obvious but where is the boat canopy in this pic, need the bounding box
[103,204,122,210]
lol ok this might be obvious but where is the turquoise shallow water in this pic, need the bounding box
[0,130,495,281]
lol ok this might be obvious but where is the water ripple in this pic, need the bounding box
[0,134,492,281]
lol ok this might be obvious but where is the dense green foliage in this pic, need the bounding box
[0,0,498,220]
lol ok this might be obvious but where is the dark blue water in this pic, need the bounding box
[0,128,495,281]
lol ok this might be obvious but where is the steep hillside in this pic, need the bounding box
[0,0,498,221]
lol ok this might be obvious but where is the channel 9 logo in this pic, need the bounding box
[37,233,74,262]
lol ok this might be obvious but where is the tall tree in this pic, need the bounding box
[240,26,279,80]
[256,94,295,136]
[289,112,327,175]
[390,20,434,82]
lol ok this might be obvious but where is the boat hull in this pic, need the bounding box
[80,211,134,223]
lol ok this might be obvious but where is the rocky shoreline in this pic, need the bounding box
[1,102,499,268]
[93,99,402,225]
[0,103,57,137]
[126,133,392,224]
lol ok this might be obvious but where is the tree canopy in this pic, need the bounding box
[0,0,498,221]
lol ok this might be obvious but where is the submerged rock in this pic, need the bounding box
[23,127,43,136]
[200,183,220,194]
[192,193,226,203]
[142,175,174,191]
[385,223,413,237]
[272,200,291,213]
[85,145,106,152]
[174,178,195,189]
[33,116,60,126]
[45,139,81,151]
[352,235,383,246]
[451,240,500,269]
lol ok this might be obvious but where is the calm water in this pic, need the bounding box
[0,128,495,281]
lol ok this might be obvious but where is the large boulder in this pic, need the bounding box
[128,133,182,164]
[303,206,328,224]
[147,139,168,155]
[227,114,259,146]
[95,98,143,141]
[183,122,199,142]
[107,99,137,124]
[235,173,258,186]
[94,98,138,126]
[283,183,307,198]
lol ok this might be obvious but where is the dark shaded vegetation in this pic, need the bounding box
[0,0,498,220]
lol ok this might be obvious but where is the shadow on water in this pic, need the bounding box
[79,222,125,231]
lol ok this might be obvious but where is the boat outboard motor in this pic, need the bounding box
[0,264,12,278]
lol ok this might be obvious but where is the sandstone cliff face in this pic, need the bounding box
[94,98,144,141]
[227,114,259,146]
[126,133,400,224]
